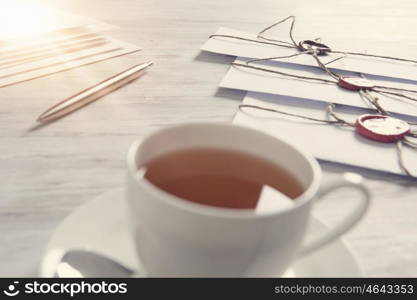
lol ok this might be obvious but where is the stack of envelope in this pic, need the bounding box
[0,4,140,88]
[201,26,417,176]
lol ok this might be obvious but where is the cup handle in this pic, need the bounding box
[297,173,371,258]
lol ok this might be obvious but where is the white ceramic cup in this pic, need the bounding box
[126,123,370,277]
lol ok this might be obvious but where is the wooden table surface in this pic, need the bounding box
[1,0,417,277]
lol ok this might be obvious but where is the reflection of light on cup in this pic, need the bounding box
[0,2,54,40]
[256,185,295,214]
[56,262,83,278]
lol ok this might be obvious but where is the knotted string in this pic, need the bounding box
[214,16,417,176]
[212,16,417,103]
[209,16,417,64]
[239,103,417,176]
[232,61,417,105]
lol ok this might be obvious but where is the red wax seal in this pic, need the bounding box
[355,114,410,143]
[338,76,375,91]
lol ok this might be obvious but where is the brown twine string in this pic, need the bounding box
[374,89,417,103]
[209,15,417,64]
[208,34,295,49]
[404,136,417,147]
[235,57,417,127]
[239,103,354,126]
[212,16,417,102]
[374,85,417,94]
[309,51,340,80]
[210,16,417,102]
[332,50,417,64]
[358,90,390,116]
[326,103,355,126]
[218,16,417,176]
[396,141,412,176]
[232,60,417,104]
[256,16,302,51]
[324,54,347,66]
[232,62,336,84]
[239,103,416,177]
[246,52,304,65]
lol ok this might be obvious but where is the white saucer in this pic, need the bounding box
[40,189,363,277]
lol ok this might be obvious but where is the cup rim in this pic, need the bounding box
[127,122,322,219]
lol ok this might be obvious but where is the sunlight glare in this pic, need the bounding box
[0,2,56,40]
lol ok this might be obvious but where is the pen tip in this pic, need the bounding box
[36,115,44,123]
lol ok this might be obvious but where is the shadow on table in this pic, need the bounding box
[25,118,62,133]
[320,160,417,187]
[194,50,235,65]
[214,87,245,102]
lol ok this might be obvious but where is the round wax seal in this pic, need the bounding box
[338,76,375,91]
[298,40,331,55]
[355,114,410,143]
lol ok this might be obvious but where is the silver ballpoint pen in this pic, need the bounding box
[37,60,153,123]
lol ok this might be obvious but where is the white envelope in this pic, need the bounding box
[202,27,417,82]
[220,57,417,118]
[233,92,417,176]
